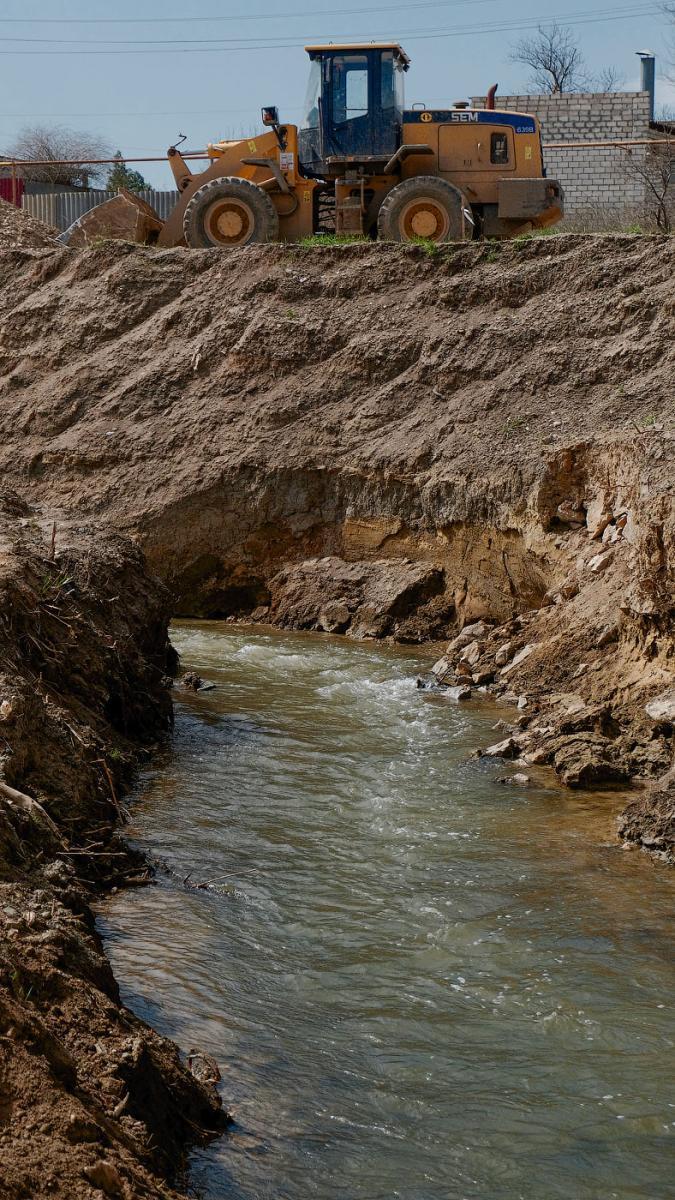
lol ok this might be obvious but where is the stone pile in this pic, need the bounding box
[430,610,674,794]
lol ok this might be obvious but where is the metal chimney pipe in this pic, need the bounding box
[636,52,655,122]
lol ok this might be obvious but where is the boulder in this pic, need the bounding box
[551,735,631,788]
[317,600,352,634]
[472,669,494,686]
[597,623,619,648]
[588,550,613,574]
[523,743,555,766]
[459,640,481,666]
[550,693,587,715]
[645,689,675,725]
[555,703,620,738]
[556,500,586,526]
[180,671,204,691]
[83,1161,124,1196]
[494,641,513,666]
[430,654,454,686]
[585,498,613,540]
[446,620,489,654]
[269,557,445,640]
[500,643,536,676]
[462,620,489,639]
[481,736,521,759]
[629,738,672,776]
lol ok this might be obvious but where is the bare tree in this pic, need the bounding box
[7,125,112,187]
[510,23,587,93]
[592,66,626,92]
[624,135,674,233]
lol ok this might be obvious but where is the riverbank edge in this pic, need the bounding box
[0,498,667,1199]
[187,604,675,866]
[0,506,228,1200]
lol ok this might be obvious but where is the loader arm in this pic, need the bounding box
[159,127,315,247]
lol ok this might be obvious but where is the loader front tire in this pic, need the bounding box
[377,176,471,244]
[183,177,279,248]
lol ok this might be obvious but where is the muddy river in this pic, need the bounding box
[99,622,675,1200]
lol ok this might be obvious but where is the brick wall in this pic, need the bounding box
[471,91,652,219]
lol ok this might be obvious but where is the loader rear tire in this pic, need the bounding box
[183,176,279,248]
[377,176,471,243]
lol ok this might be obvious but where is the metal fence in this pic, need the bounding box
[22,189,179,230]
[0,177,25,206]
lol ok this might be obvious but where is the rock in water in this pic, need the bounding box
[481,737,521,759]
[188,1048,222,1085]
[180,671,204,691]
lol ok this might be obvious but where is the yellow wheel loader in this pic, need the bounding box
[71,43,563,249]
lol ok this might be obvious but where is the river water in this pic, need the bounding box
[99,622,674,1200]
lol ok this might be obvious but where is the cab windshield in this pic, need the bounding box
[302,58,321,129]
[381,52,405,112]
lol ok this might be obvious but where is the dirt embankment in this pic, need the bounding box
[0,232,672,859]
[0,197,58,250]
[0,495,226,1200]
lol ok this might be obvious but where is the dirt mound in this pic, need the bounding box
[0,234,672,837]
[0,197,58,249]
[0,235,671,550]
[0,499,227,1199]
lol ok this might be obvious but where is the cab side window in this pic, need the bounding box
[491,133,509,164]
[332,55,369,124]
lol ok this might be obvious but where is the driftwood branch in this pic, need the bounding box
[0,780,65,845]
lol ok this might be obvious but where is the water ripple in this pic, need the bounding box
[99,623,675,1200]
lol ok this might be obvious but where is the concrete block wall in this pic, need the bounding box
[471,91,652,218]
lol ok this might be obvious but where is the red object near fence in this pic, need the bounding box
[0,176,25,207]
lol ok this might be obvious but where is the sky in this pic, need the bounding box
[0,0,673,188]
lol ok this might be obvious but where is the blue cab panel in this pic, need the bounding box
[404,110,537,135]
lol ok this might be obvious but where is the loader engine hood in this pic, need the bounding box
[403,109,537,133]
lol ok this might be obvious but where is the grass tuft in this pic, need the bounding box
[298,233,368,248]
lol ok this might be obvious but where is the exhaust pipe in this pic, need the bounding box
[636,52,655,123]
[486,84,498,111]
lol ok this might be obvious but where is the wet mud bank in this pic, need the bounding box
[0,498,226,1200]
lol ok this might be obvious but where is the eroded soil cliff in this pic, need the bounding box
[0,234,673,852]
[0,496,226,1199]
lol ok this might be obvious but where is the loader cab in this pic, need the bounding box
[299,43,409,174]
